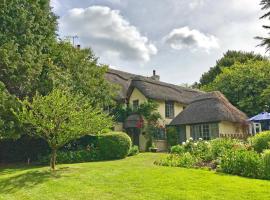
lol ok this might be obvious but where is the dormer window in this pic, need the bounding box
[165,101,174,119]
[133,100,139,110]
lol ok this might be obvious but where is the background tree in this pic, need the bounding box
[196,50,266,88]
[17,89,113,170]
[0,0,57,99]
[0,82,22,139]
[49,42,115,108]
[202,60,270,116]
[0,0,115,140]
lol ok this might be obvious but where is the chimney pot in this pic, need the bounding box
[76,44,81,49]
[151,69,160,81]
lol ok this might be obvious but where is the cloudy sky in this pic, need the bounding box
[51,0,268,84]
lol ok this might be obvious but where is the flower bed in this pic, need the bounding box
[155,131,270,180]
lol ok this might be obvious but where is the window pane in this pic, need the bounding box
[165,101,174,118]
[133,100,139,110]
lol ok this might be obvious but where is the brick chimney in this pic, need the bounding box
[151,70,160,81]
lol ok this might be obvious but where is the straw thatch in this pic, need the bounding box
[106,68,202,104]
[170,91,248,125]
[127,76,203,104]
[105,68,137,102]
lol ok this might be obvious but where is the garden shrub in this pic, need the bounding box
[98,132,132,160]
[38,149,99,164]
[166,126,178,147]
[262,149,270,179]
[155,153,198,168]
[210,138,242,159]
[219,149,263,179]
[0,135,49,163]
[171,145,185,154]
[128,145,139,156]
[191,140,212,161]
[249,131,270,153]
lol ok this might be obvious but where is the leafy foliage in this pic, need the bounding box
[98,132,132,160]
[38,149,100,164]
[202,60,270,116]
[0,82,22,139]
[219,149,263,179]
[196,51,266,88]
[128,145,139,156]
[0,0,57,99]
[249,131,270,153]
[155,153,198,168]
[49,42,115,107]
[210,138,242,159]
[262,149,270,179]
[166,126,179,147]
[16,89,112,169]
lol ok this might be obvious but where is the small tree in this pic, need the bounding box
[16,89,113,170]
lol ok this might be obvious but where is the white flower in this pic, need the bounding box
[204,141,209,144]
[199,138,203,141]
[182,142,186,145]
[189,137,193,141]
[194,143,198,146]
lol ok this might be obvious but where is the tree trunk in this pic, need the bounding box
[50,148,57,170]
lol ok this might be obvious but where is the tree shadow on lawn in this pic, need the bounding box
[0,168,67,194]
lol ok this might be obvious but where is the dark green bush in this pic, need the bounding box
[0,135,49,163]
[249,131,270,153]
[219,149,263,179]
[38,149,99,164]
[128,145,139,156]
[166,126,178,147]
[98,132,131,160]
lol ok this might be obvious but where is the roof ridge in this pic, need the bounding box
[131,77,202,94]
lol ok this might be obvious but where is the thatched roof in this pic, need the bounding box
[127,76,203,104]
[170,91,248,125]
[105,68,203,104]
[105,68,137,102]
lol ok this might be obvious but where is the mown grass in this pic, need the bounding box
[0,153,270,200]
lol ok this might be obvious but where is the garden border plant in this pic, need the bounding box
[155,131,270,180]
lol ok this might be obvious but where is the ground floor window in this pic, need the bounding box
[153,128,166,140]
[190,123,219,140]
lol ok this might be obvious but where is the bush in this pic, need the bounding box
[38,149,99,164]
[0,135,49,163]
[155,153,198,168]
[262,149,270,179]
[128,145,139,156]
[166,126,178,147]
[171,145,185,154]
[98,132,132,160]
[249,131,270,153]
[219,149,263,178]
[210,138,242,159]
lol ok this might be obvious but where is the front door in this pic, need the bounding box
[126,128,140,146]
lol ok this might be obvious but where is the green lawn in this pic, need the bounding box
[0,153,270,200]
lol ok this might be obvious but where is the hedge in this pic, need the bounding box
[1,132,131,163]
[98,131,132,160]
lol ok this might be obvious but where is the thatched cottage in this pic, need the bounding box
[106,69,248,151]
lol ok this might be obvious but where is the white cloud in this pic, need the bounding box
[189,0,205,9]
[60,6,157,62]
[164,26,219,52]
[50,0,61,12]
